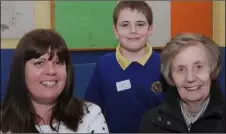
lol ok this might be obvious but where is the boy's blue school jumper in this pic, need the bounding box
[84,51,164,133]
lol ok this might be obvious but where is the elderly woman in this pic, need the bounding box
[0,29,109,133]
[140,33,225,133]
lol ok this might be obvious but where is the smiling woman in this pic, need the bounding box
[0,29,109,133]
[140,33,225,133]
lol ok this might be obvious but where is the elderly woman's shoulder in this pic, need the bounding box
[140,104,164,132]
[142,104,164,122]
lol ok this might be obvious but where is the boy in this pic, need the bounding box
[84,1,164,133]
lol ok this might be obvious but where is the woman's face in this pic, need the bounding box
[171,44,212,103]
[25,52,67,104]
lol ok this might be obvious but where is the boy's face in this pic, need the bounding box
[114,8,153,52]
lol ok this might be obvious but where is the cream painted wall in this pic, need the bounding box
[1,1,225,48]
[147,1,171,47]
[213,1,225,46]
[1,1,51,49]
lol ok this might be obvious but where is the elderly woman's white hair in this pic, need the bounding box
[160,33,222,85]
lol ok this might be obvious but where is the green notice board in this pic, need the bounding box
[54,1,118,50]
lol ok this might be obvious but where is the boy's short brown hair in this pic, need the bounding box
[113,1,153,26]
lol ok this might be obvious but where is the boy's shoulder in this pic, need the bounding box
[99,52,116,60]
[152,51,160,57]
[145,51,160,65]
[150,51,160,60]
[98,51,160,61]
[97,52,116,65]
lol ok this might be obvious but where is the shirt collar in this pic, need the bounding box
[116,44,152,70]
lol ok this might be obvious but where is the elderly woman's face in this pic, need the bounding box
[171,44,211,103]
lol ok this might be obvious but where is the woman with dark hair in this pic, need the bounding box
[0,29,109,133]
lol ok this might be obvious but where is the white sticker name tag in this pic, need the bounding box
[116,79,131,92]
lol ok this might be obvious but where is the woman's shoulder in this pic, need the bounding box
[83,102,102,115]
[77,102,109,133]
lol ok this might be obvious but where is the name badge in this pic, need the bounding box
[116,79,131,92]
